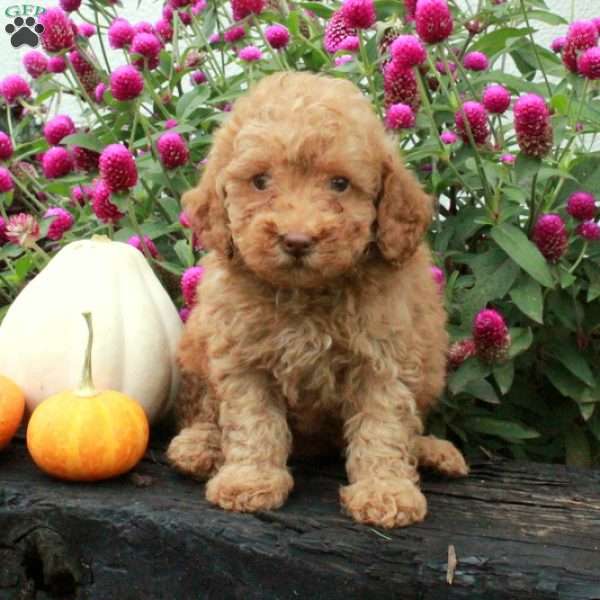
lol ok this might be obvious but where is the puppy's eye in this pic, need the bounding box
[330,177,349,192]
[252,173,270,191]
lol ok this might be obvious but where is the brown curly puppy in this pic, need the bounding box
[167,71,468,528]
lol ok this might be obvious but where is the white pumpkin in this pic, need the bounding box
[0,235,182,423]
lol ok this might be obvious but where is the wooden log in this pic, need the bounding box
[1,435,600,600]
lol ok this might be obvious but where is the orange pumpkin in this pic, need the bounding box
[27,312,149,481]
[0,375,25,450]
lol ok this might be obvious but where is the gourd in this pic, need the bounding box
[0,235,182,423]
[0,375,25,450]
[27,312,149,481]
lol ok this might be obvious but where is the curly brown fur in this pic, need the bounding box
[167,72,468,528]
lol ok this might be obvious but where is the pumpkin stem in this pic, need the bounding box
[77,312,98,398]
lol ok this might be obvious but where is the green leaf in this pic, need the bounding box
[546,339,595,387]
[461,379,500,404]
[493,361,514,395]
[510,274,543,323]
[176,86,211,120]
[565,426,591,467]
[490,223,554,288]
[589,406,600,442]
[298,1,334,18]
[507,327,533,358]
[464,417,540,440]
[173,239,194,268]
[448,357,492,395]
[61,133,104,153]
[558,154,600,204]
[544,362,586,401]
[584,262,600,302]
[469,27,533,56]
[515,153,541,189]
[526,10,567,25]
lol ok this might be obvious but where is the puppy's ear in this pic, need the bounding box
[375,148,433,265]
[182,133,233,258]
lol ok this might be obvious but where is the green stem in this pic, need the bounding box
[569,241,588,273]
[526,171,539,233]
[77,312,98,398]
[143,69,173,120]
[358,30,382,120]
[5,105,14,141]
[91,1,112,73]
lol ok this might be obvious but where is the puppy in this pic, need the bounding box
[167,71,468,528]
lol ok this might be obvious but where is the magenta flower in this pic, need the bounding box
[465,19,483,35]
[324,10,356,53]
[551,36,566,53]
[43,207,74,241]
[59,0,81,12]
[23,51,48,79]
[192,0,207,14]
[224,26,246,43]
[341,0,376,29]
[70,184,91,205]
[455,101,489,145]
[43,115,76,146]
[463,51,489,71]
[385,103,415,129]
[0,132,13,161]
[165,118,178,129]
[191,71,207,85]
[130,32,162,69]
[208,33,221,44]
[415,0,453,44]
[338,35,359,51]
[239,45,262,62]
[179,211,191,228]
[42,147,74,179]
[514,93,553,158]
[577,220,600,241]
[155,18,173,42]
[435,60,457,75]
[69,50,100,95]
[78,23,96,38]
[5,213,40,247]
[567,192,596,221]
[181,265,206,306]
[532,214,568,263]
[448,339,476,370]
[73,146,100,172]
[390,35,426,68]
[578,47,600,80]
[48,56,67,74]
[231,0,265,21]
[108,18,134,49]
[0,217,7,245]
[430,265,445,292]
[91,179,124,224]
[127,235,159,258]
[99,144,138,192]
[157,132,189,169]
[500,153,516,165]
[0,167,14,193]
[383,59,419,110]
[110,64,144,101]
[482,84,511,114]
[594,17,600,33]
[179,307,191,322]
[440,130,458,144]
[94,82,106,103]
[404,0,417,21]
[473,309,510,363]
[39,7,75,53]
[563,20,598,73]
[334,55,354,67]
[0,75,31,105]
[133,21,155,35]
[265,24,290,49]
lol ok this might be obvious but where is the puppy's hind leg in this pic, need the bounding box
[167,372,223,481]
[415,435,469,478]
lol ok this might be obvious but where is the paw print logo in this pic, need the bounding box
[5,17,44,48]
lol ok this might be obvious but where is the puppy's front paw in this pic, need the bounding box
[415,436,469,478]
[340,478,427,528]
[166,424,222,480]
[206,464,293,512]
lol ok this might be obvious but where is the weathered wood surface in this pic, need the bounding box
[1,432,600,600]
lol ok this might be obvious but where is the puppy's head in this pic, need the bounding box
[183,72,432,288]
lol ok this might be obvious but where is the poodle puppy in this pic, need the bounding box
[167,71,468,528]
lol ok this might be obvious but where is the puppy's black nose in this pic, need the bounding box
[281,232,314,257]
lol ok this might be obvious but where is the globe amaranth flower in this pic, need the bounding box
[463,51,489,71]
[324,10,356,53]
[341,0,376,30]
[39,7,75,53]
[385,103,415,129]
[48,56,67,74]
[23,51,48,79]
[157,132,189,169]
[99,144,138,192]
[404,0,417,21]
[578,47,600,80]
[551,36,566,53]
[78,23,96,38]
[179,307,191,322]
[91,179,124,224]
[5,213,40,247]
[383,59,419,110]
[70,184,92,205]
[133,21,155,35]
[563,20,598,73]
[0,217,7,245]
[94,82,106,103]
[192,0,207,15]
[191,71,207,85]
[42,147,74,179]
[500,153,516,165]
[110,64,144,101]
[532,214,568,263]
[577,220,600,241]
[181,266,206,306]
[0,75,31,105]
[482,84,511,114]
[44,207,74,241]
[567,191,596,221]
[130,32,162,70]
[238,45,262,62]
[265,24,290,50]
[514,93,553,158]
[60,0,81,12]
[108,18,134,49]
[455,101,489,145]
[435,60,457,75]
[73,146,100,172]
[155,18,173,43]
[127,235,159,258]
[448,338,476,370]
[334,55,353,67]
[390,35,426,68]
[69,50,100,95]
[0,166,14,192]
[415,0,453,44]
[224,26,246,43]
[231,0,265,21]
[43,115,76,146]
[0,132,13,161]
[430,266,445,292]
[465,19,483,35]
[440,130,458,144]
[473,309,510,363]
[338,35,359,52]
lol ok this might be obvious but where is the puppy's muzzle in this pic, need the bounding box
[280,232,314,258]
